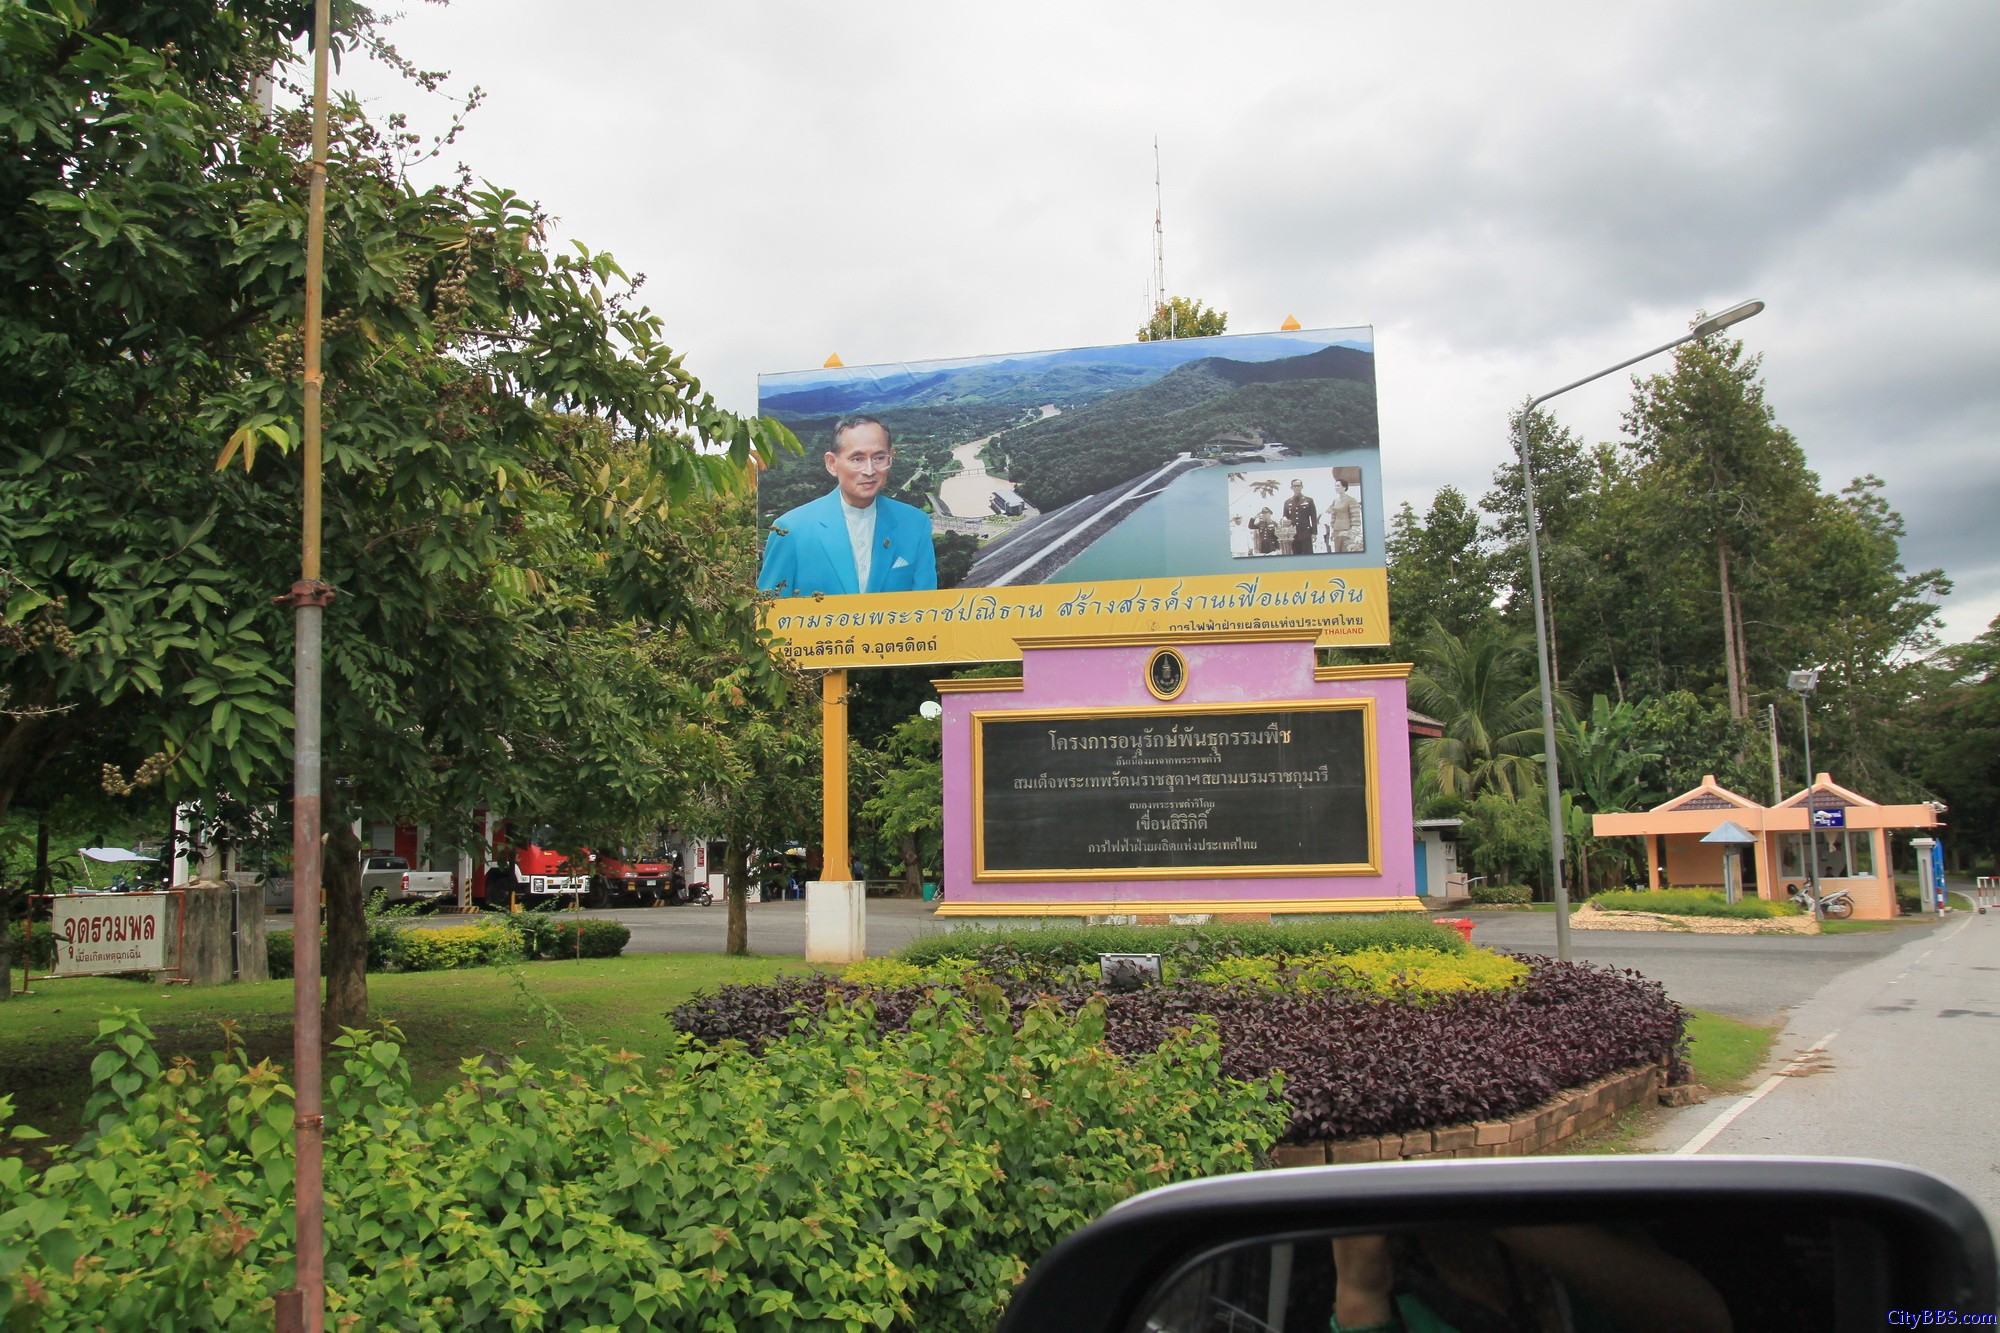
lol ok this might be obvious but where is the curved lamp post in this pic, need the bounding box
[1518,300,1764,962]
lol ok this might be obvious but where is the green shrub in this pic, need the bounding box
[1468,881,1533,905]
[1591,888,1801,919]
[266,928,293,979]
[541,918,630,959]
[0,996,1286,1329]
[397,922,525,971]
[5,918,56,970]
[899,915,1465,969]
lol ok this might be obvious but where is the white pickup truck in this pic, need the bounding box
[360,854,454,904]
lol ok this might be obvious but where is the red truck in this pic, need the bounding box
[595,832,684,906]
[486,824,591,905]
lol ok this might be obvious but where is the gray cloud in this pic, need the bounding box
[339,0,2000,639]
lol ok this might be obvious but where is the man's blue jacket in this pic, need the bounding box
[757,490,938,597]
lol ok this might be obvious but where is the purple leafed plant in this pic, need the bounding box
[668,955,1686,1143]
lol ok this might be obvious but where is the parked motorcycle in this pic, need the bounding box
[1788,882,1855,919]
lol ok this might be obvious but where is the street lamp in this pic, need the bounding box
[1517,300,1765,962]
[1787,668,1822,914]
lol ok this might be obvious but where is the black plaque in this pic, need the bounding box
[976,703,1373,877]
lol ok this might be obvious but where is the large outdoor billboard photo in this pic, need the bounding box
[756,326,1388,666]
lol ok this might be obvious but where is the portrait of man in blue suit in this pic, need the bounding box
[757,414,938,598]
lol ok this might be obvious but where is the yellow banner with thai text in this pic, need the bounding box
[762,567,1389,668]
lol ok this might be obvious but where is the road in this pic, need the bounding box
[1646,906,2000,1228]
[1457,910,1928,1021]
[400,897,951,959]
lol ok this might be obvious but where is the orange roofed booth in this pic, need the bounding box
[1591,774,1941,920]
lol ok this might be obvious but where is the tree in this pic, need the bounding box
[1557,695,1658,816]
[1386,486,1499,654]
[1410,626,1547,801]
[1136,296,1227,342]
[1916,615,2000,867]
[658,490,822,956]
[0,2,795,1026]
[1461,790,1548,891]
[856,713,943,894]
[1623,331,1817,718]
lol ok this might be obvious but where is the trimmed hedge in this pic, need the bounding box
[267,916,629,977]
[399,923,524,971]
[1468,882,1533,905]
[898,916,1465,969]
[1592,888,1801,919]
[672,955,1686,1143]
[1,997,1285,1329]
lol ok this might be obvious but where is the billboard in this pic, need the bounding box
[756,325,1388,667]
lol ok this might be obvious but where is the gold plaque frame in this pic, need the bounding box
[971,697,1380,882]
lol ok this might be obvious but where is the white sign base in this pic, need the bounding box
[805,880,866,964]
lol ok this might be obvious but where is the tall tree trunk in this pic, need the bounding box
[899,832,921,897]
[724,838,749,956]
[1731,583,1751,703]
[323,815,367,1037]
[1716,532,1746,717]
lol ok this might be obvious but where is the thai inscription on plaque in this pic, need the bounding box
[975,702,1374,879]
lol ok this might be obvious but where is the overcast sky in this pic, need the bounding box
[339,0,2000,643]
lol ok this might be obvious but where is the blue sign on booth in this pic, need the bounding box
[1811,808,1845,829]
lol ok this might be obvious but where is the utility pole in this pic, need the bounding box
[276,0,334,1327]
[1767,703,1782,805]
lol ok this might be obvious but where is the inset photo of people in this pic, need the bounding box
[1228,465,1364,558]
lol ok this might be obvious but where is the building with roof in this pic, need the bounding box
[1590,773,1942,920]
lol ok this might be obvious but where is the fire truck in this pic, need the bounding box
[489,824,592,904]
[593,832,676,906]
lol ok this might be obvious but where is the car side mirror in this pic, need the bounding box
[996,1157,1996,1333]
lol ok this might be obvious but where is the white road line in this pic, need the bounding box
[1676,1030,1839,1156]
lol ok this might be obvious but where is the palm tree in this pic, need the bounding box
[1250,479,1281,501]
[1410,625,1547,800]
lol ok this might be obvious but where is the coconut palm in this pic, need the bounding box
[1410,625,1548,800]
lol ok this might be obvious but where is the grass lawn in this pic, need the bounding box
[1556,1009,1776,1156]
[0,953,808,1139]
[1682,1010,1777,1091]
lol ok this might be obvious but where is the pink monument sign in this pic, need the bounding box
[935,635,1420,921]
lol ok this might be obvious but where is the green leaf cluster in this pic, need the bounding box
[0,995,1285,1329]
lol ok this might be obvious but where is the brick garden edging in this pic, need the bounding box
[1264,1061,1667,1167]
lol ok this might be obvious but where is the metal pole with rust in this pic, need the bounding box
[276,0,334,1328]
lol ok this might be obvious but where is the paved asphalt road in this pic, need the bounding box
[428,897,953,959]
[1455,910,1933,1022]
[1645,906,2000,1230]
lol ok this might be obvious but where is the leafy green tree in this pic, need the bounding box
[1461,790,1548,891]
[0,1,794,1023]
[1386,486,1498,653]
[1916,615,2000,867]
[1557,695,1658,815]
[1410,626,1547,801]
[857,714,943,893]
[1136,295,1227,341]
[1624,331,1827,719]
[1625,691,1766,804]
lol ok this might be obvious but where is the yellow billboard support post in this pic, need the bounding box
[808,668,865,961]
[821,669,849,880]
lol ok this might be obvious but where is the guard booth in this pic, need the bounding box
[1591,773,1943,920]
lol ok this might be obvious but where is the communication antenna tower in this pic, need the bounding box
[1151,138,1172,336]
